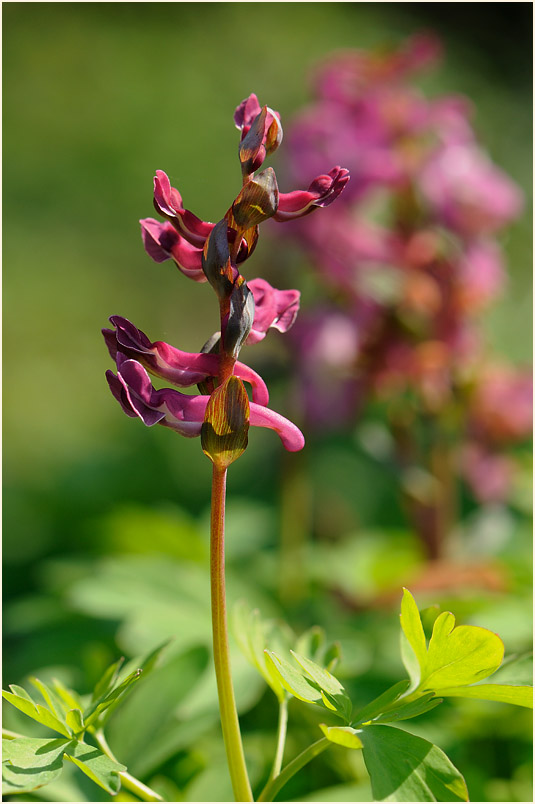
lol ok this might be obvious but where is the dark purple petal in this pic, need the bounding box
[274,167,350,221]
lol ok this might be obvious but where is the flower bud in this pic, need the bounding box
[201,376,250,468]
[202,219,236,299]
[223,278,255,360]
[232,168,279,229]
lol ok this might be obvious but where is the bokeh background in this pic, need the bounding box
[3,3,532,802]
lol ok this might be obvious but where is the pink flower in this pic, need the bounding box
[247,278,300,344]
[103,315,270,405]
[461,443,514,503]
[419,143,523,236]
[274,167,350,221]
[456,240,505,310]
[140,218,206,282]
[107,354,304,451]
[468,365,533,446]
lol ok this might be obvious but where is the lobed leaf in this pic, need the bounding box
[424,612,504,690]
[2,736,71,796]
[400,588,427,687]
[360,724,468,802]
[291,651,352,721]
[434,683,532,708]
[2,688,70,737]
[264,651,323,705]
[64,742,126,795]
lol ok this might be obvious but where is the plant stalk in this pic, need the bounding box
[267,697,289,783]
[257,737,330,802]
[210,463,253,801]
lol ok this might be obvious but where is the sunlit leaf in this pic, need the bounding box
[2,688,70,737]
[399,588,427,687]
[434,683,532,708]
[2,736,71,795]
[292,651,352,721]
[64,742,125,795]
[360,724,468,801]
[424,611,504,690]
[65,709,85,735]
[264,651,323,705]
[319,725,363,749]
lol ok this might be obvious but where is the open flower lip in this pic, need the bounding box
[103,316,270,406]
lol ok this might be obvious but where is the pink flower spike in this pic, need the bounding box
[153,170,215,248]
[247,278,300,344]
[274,167,350,221]
[140,218,207,282]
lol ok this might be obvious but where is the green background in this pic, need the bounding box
[3,3,532,802]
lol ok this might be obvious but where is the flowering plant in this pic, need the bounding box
[2,90,531,803]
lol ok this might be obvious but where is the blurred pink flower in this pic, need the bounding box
[419,143,523,236]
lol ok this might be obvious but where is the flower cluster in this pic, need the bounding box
[284,34,530,503]
[104,94,349,462]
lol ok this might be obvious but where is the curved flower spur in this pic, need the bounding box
[103,93,349,802]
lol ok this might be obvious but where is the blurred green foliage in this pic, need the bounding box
[3,3,532,802]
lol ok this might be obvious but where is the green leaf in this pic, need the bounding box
[434,683,532,708]
[65,709,85,735]
[291,651,353,722]
[265,651,323,705]
[91,657,124,702]
[373,693,443,724]
[424,611,504,690]
[319,725,363,749]
[83,669,142,728]
[64,742,125,795]
[51,678,84,713]
[2,688,70,737]
[232,602,291,702]
[353,681,410,725]
[28,677,65,720]
[2,736,71,795]
[400,588,427,687]
[360,724,468,801]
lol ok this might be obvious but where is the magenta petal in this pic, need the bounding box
[140,218,206,281]
[154,170,184,217]
[233,361,269,406]
[140,218,174,263]
[247,278,301,343]
[274,167,350,221]
[249,402,305,451]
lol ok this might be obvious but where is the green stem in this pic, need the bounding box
[257,737,330,802]
[93,731,163,802]
[267,697,289,783]
[211,463,253,801]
